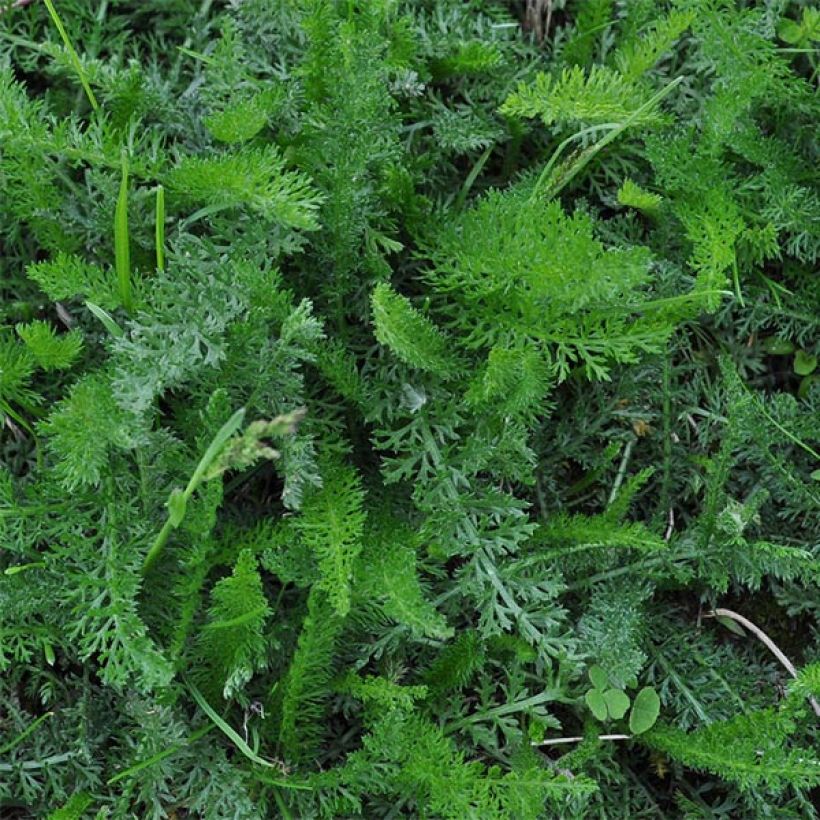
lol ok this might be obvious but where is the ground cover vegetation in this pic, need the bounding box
[0,0,818,816]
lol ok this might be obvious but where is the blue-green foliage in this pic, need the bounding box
[0,0,817,817]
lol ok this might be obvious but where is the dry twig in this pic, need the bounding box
[708,607,820,718]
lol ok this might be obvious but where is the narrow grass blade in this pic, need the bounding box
[455,144,493,211]
[155,184,165,272]
[533,76,685,201]
[43,0,99,112]
[142,407,246,574]
[0,711,53,756]
[185,407,246,494]
[85,301,124,338]
[107,724,214,785]
[186,679,311,788]
[114,150,133,313]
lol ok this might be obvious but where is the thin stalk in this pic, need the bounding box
[607,437,635,506]
[747,396,820,462]
[187,679,309,783]
[708,608,820,717]
[455,144,493,210]
[658,346,673,528]
[107,724,214,785]
[531,123,617,201]
[532,734,631,747]
[142,408,246,574]
[532,76,684,201]
[448,690,556,733]
[142,517,175,575]
[155,184,166,272]
[43,0,99,112]
[564,551,698,591]
[114,151,133,313]
[0,711,53,756]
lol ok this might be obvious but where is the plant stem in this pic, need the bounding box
[43,0,99,112]
[114,150,133,313]
[155,184,166,271]
[608,437,635,507]
[708,608,820,717]
[532,734,631,747]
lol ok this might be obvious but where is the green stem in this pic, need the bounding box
[43,0,99,112]
[107,724,214,785]
[142,408,246,574]
[142,517,174,575]
[533,76,684,201]
[155,184,166,272]
[0,711,53,756]
[114,150,133,314]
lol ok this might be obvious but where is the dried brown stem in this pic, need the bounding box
[523,0,553,44]
[709,607,820,718]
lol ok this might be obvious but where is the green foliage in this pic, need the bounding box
[47,793,93,820]
[426,191,678,379]
[16,320,83,371]
[26,253,120,309]
[166,145,323,229]
[277,588,342,766]
[1,0,818,816]
[614,9,694,80]
[563,0,614,67]
[355,517,452,640]
[502,65,666,129]
[295,462,366,617]
[371,282,457,376]
[617,177,662,215]
[196,549,271,699]
[40,375,127,489]
[646,710,820,793]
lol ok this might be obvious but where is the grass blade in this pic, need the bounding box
[0,711,53,756]
[155,184,166,272]
[85,301,124,338]
[187,679,312,788]
[114,150,133,314]
[106,725,214,785]
[42,0,99,112]
[142,407,246,573]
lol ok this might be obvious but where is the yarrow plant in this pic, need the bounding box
[0,0,818,817]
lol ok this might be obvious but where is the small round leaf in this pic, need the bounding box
[794,350,818,376]
[761,336,795,355]
[603,688,630,720]
[588,665,609,690]
[799,375,819,400]
[585,689,608,722]
[629,687,660,734]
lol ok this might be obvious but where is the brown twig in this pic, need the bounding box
[523,0,553,44]
[708,607,820,717]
